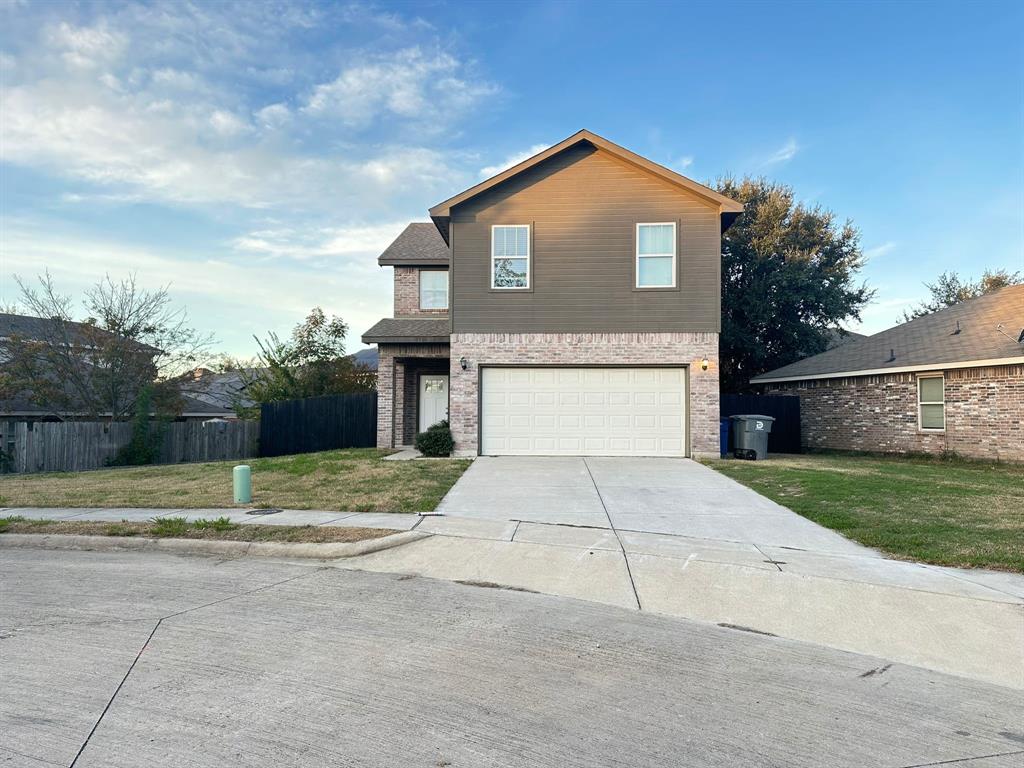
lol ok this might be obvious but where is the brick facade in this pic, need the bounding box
[767,364,1024,461]
[393,267,449,317]
[449,332,720,458]
[376,343,450,448]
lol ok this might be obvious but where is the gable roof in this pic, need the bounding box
[378,223,450,266]
[751,285,1024,383]
[427,129,744,244]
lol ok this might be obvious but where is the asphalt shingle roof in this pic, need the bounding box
[0,312,158,353]
[361,317,451,344]
[751,285,1024,382]
[378,223,450,266]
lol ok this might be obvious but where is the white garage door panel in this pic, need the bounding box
[481,367,687,457]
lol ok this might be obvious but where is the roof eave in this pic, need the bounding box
[377,257,451,267]
[751,355,1024,384]
[361,334,452,345]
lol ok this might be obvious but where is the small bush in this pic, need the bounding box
[150,516,189,537]
[414,420,454,457]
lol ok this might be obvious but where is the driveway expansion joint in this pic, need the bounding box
[582,457,642,611]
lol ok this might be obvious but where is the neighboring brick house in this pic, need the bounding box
[362,130,743,458]
[750,285,1024,461]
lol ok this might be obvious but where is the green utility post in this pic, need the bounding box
[233,464,252,504]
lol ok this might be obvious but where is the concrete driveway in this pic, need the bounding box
[436,456,869,555]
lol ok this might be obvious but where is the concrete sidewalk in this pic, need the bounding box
[0,506,422,530]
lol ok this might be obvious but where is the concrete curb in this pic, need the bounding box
[0,530,430,560]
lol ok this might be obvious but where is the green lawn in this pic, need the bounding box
[0,449,472,513]
[705,453,1024,573]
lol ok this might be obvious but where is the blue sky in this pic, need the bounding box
[2,0,1022,358]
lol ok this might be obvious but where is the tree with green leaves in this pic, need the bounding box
[240,307,375,412]
[902,269,1022,321]
[716,178,874,392]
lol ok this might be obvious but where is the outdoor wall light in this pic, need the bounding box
[459,357,468,371]
[701,357,709,371]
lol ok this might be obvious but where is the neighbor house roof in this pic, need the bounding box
[0,312,160,354]
[377,223,450,266]
[361,318,451,345]
[751,285,1024,384]
[427,129,744,244]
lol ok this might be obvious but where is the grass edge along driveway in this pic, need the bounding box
[0,448,472,514]
[704,452,1024,573]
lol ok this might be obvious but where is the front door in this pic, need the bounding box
[419,375,449,432]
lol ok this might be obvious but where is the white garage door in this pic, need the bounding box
[481,367,687,457]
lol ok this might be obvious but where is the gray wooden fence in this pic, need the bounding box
[5,420,259,474]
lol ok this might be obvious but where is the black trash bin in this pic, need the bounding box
[730,415,775,460]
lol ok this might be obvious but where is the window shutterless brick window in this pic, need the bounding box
[918,375,945,431]
[491,225,530,289]
[419,270,448,310]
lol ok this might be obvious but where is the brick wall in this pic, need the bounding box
[376,343,450,448]
[449,332,719,457]
[394,267,449,317]
[767,364,1024,461]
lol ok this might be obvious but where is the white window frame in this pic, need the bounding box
[418,269,449,310]
[635,222,677,288]
[490,224,530,290]
[917,374,945,432]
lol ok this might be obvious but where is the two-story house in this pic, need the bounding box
[362,130,743,458]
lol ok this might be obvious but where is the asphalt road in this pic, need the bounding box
[1,548,1022,768]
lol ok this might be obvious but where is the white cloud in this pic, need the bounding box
[303,46,496,130]
[673,156,694,172]
[255,103,291,128]
[209,109,251,137]
[864,241,896,260]
[763,138,800,165]
[479,144,549,179]
[48,21,126,70]
[0,7,487,212]
[231,221,410,261]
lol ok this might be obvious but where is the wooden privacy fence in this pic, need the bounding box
[721,394,802,454]
[4,420,259,474]
[259,392,377,457]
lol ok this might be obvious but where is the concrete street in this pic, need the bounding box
[2,548,1023,768]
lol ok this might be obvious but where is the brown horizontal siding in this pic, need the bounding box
[451,144,722,334]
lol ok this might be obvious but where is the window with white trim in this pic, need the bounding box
[419,270,448,310]
[918,375,945,431]
[636,222,676,288]
[491,225,530,289]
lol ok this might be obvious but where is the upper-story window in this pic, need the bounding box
[636,222,677,288]
[491,225,530,289]
[419,270,448,310]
